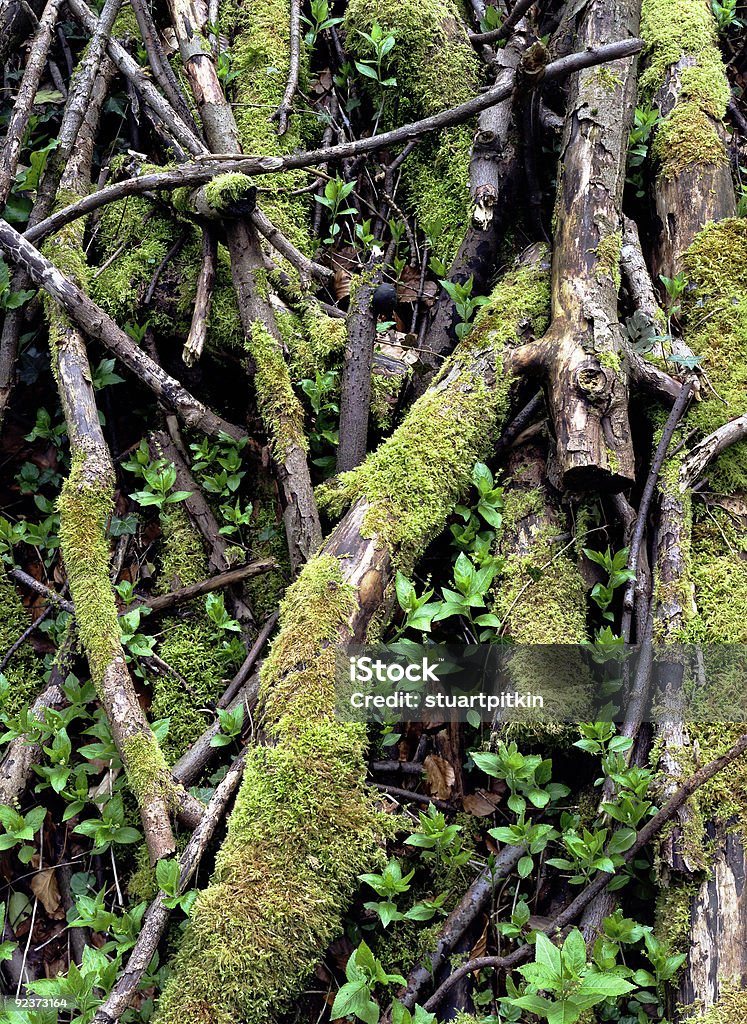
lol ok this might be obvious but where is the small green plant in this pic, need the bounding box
[216,48,239,85]
[301,0,343,48]
[190,432,248,497]
[205,592,241,633]
[25,406,67,448]
[358,860,446,928]
[438,276,491,340]
[479,4,503,32]
[0,256,34,310]
[72,794,142,853]
[330,941,405,1024]
[91,357,124,390]
[300,368,340,474]
[354,22,397,131]
[507,929,635,1024]
[218,498,253,538]
[0,903,18,962]
[128,459,192,512]
[0,803,46,863]
[118,604,156,675]
[711,0,744,30]
[404,803,471,869]
[27,945,119,1019]
[315,176,357,244]
[472,742,569,817]
[155,857,199,914]
[659,271,689,314]
[210,704,244,748]
[627,104,662,196]
[583,546,635,623]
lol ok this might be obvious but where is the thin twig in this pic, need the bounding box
[271,0,301,136]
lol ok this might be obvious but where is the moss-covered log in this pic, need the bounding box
[40,61,186,865]
[640,0,736,279]
[153,258,550,1023]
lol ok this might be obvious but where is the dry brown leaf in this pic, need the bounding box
[31,868,63,918]
[424,753,455,800]
[462,790,500,817]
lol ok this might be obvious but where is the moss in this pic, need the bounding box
[151,506,227,761]
[343,0,481,264]
[203,173,255,213]
[293,305,348,379]
[491,487,592,725]
[592,67,623,93]
[317,262,550,568]
[127,844,159,902]
[595,231,622,289]
[57,453,121,684]
[655,880,698,954]
[122,731,174,808]
[687,983,747,1022]
[681,219,747,493]
[248,321,308,462]
[91,195,191,328]
[651,102,727,180]
[640,0,730,180]
[222,0,316,261]
[155,556,390,1023]
[370,367,407,431]
[0,574,46,717]
[639,0,726,100]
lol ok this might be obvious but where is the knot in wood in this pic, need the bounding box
[574,361,612,405]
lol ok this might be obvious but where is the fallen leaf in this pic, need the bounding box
[424,753,455,800]
[462,790,500,817]
[31,868,63,918]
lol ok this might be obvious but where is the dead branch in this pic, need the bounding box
[22,38,646,247]
[336,262,384,473]
[142,559,277,615]
[0,0,64,206]
[182,228,217,368]
[0,220,247,442]
[271,0,301,137]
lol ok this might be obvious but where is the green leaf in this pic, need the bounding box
[517,855,534,878]
[534,932,562,975]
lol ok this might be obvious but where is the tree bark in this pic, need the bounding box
[541,0,640,492]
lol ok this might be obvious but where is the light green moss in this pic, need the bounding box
[151,506,227,761]
[655,880,698,954]
[222,0,316,260]
[681,219,747,493]
[592,67,623,93]
[121,731,174,808]
[492,486,592,729]
[687,984,747,1022]
[57,454,120,684]
[91,195,191,328]
[203,173,255,213]
[370,367,407,431]
[248,321,308,462]
[155,555,390,1024]
[651,102,727,180]
[317,262,550,568]
[639,0,725,99]
[595,231,622,289]
[0,574,46,716]
[640,0,730,180]
[343,0,481,264]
